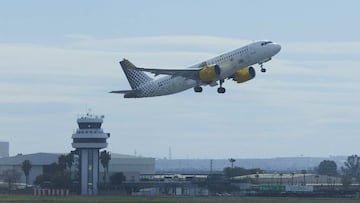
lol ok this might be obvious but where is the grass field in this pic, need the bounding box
[0,195,360,203]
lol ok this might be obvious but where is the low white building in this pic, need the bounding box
[100,153,155,183]
[232,173,342,185]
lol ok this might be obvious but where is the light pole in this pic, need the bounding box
[272,172,276,185]
[301,170,307,186]
[229,158,236,168]
[291,172,295,185]
[315,175,319,185]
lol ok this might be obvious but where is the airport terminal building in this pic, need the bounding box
[0,142,9,158]
[0,152,155,186]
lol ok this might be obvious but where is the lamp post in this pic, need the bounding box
[272,172,276,185]
[291,172,295,185]
[301,170,307,186]
[315,175,319,185]
[229,158,236,168]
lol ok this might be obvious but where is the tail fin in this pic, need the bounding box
[120,59,153,89]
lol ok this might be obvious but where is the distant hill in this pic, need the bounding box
[155,156,347,173]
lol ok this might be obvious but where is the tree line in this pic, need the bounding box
[2,154,360,192]
[316,155,360,186]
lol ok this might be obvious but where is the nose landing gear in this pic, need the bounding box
[260,63,266,73]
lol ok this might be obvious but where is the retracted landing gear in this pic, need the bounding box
[194,86,203,93]
[260,63,266,73]
[217,79,226,94]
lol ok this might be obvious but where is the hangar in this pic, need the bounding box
[0,152,155,187]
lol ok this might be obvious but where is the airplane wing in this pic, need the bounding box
[133,67,201,80]
[121,59,221,83]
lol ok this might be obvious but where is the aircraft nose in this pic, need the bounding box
[273,43,281,54]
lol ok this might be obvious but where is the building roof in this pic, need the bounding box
[233,173,310,179]
[0,153,60,165]
[0,152,154,165]
[111,153,151,159]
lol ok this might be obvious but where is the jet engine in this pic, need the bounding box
[232,67,256,83]
[199,65,221,82]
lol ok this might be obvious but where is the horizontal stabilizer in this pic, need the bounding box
[109,90,139,94]
[109,89,141,98]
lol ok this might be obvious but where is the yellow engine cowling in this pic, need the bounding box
[199,65,221,82]
[232,67,256,83]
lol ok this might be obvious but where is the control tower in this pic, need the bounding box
[72,113,110,195]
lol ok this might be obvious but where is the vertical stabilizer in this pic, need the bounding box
[120,59,153,89]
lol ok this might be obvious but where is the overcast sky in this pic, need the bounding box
[0,0,359,159]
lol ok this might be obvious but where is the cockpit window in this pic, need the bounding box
[261,41,273,46]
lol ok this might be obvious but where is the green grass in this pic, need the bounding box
[0,195,359,203]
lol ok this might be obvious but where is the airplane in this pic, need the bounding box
[110,40,281,98]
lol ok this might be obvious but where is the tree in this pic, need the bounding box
[229,158,236,168]
[342,155,360,182]
[34,155,74,189]
[21,160,32,188]
[45,162,60,175]
[100,150,111,184]
[57,154,67,174]
[223,167,263,179]
[65,153,74,178]
[34,174,48,186]
[110,172,126,186]
[317,160,337,176]
[341,174,352,187]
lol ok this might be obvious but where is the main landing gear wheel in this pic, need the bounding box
[260,63,267,73]
[194,86,203,93]
[217,79,226,94]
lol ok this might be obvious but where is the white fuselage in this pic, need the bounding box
[135,41,281,97]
